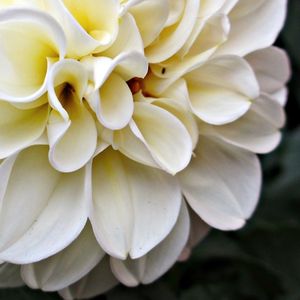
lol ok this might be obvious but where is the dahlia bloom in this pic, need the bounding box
[0,0,290,298]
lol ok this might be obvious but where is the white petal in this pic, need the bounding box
[0,263,23,288]
[127,0,169,47]
[91,149,182,260]
[21,223,104,292]
[110,201,190,286]
[0,8,66,102]
[47,60,97,172]
[145,0,200,63]
[201,94,285,153]
[58,257,118,300]
[179,137,261,230]
[131,102,193,174]
[0,146,89,263]
[185,56,259,125]
[216,0,287,56]
[246,47,291,93]
[0,100,48,159]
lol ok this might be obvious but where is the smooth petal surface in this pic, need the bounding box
[131,102,193,174]
[91,149,182,260]
[110,201,190,286]
[0,8,66,102]
[59,257,118,300]
[185,56,259,125]
[0,146,89,263]
[201,94,285,153]
[21,223,104,292]
[246,47,291,93]
[0,100,48,159]
[216,0,287,56]
[179,137,261,230]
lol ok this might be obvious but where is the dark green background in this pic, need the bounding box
[1,1,300,299]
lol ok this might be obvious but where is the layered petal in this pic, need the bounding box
[0,8,66,102]
[179,137,261,230]
[59,257,118,300]
[0,99,48,159]
[216,0,287,56]
[0,263,23,288]
[0,146,89,263]
[110,201,190,286]
[185,56,259,125]
[21,223,104,291]
[47,59,97,172]
[90,149,182,260]
[130,102,193,174]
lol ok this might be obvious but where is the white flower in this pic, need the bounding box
[0,0,290,298]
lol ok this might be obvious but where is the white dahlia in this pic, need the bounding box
[0,0,290,299]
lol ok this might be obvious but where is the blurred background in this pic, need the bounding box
[1,1,299,299]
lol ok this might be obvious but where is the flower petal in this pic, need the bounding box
[0,8,66,102]
[90,149,182,260]
[21,223,104,292]
[110,201,190,286]
[216,0,287,56]
[58,257,118,300]
[246,46,291,93]
[185,56,259,125]
[200,94,285,153]
[0,146,89,263]
[179,137,261,230]
[131,102,193,174]
[0,100,48,159]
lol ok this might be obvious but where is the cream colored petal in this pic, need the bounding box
[246,47,291,93]
[0,8,66,102]
[110,201,190,286]
[58,257,118,300]
[0,263,23,288]
[47,60,97,172]
[21,223,104,292]
[200,94,285,153]
[0,146,89,264]
[131,102,193,174]
[179,137,261,230]
[186,56,259,125]
[145,0,200,63]
[102,13,144,57]
[91,149,182,260]
[216,0,287,56]
[0,100,48,159]
[128,0,169,47]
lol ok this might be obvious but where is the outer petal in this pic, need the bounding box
[200,94,285,153]
[178,137,261,230]
[0,146,89,264]
[0,263,23,288]
[131,102,193,174]
[110,201,190,286]
[0,8,66,102]
[90,149,182,260]
[0,99,48,159]
[21,223,104,292]
[185,56,259,125]
[246,47,291,93]
[58,257,118,300]
[215,0,287,56]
